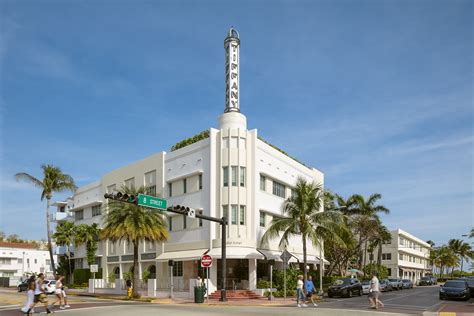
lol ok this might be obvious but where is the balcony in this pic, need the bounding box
[50,211,73,222]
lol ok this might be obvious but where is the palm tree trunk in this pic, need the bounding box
[67,246,73,283]
[377,242,382,265]
[46,198,56,276]
[302,233,308,283]
[133,241,139,297]
[460,258,464,277]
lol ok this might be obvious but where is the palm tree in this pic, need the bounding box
[351,194,389,270]
[260,177,347,283]
[469,228,474,239]
[75,223,101,267]
[15,164,77,274]
[53,222,76,281]
[101,186,168,298]
[448,239,473,276]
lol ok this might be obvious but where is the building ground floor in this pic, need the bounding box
[386,264,431,282]
[92,247,328,294]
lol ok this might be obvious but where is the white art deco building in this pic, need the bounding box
[53,28,326,295]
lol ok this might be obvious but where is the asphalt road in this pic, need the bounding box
[1,286,472,315]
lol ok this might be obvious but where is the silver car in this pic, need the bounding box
[361,280,370,294]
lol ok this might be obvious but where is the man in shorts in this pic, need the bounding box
[368,272,384,309]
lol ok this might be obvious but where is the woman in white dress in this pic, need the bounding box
[21,276,35,313]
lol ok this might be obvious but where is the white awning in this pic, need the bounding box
[156,249,208,262]
[291,253,330,265]
[207,247,265,259]
[257,249,298,263]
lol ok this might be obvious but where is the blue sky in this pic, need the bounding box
[0,0,472,247]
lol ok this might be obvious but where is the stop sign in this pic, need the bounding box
[201,254,213,268]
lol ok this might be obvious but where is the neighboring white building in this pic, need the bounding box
[372,229,431,281]
[53,28,327,294]
[0,242,56,279]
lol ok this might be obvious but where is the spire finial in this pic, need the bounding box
[224,27,240,113]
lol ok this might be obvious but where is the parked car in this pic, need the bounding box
[380,279,393,292]
[459,277,474,295]
[42,280,56,294]
[439,280,470,301]
[419,276,437,286]
[17,280,29,292]
[327,278,363,298]
[361,280,370,294]
[388,278,403,290]
[402,279,414,289]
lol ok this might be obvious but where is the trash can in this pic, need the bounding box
[194,286,206,303]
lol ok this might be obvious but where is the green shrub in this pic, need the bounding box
[123,272,132,281]
[141,270,151,282]
[68,283,88,289]
[363,263,388,280]
[73,268,103,284]
[171,130,210,151]
[272,268,302,293]
[257,279,271,289]
[108,271,116,283]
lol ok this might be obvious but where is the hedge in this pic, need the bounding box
[73,268,103,284]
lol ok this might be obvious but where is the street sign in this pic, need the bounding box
[137,194,167,210]
[90,264,98,273]
[280,250,292,264]
[200,254,213,268]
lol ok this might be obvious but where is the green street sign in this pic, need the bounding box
[137,194,167,210]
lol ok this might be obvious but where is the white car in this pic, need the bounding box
[42,280,57,294]
[361,280,370,294]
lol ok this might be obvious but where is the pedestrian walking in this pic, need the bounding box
[368,272,384,309]
[51,275,65,309]
[126,279,133,299]
[61,280,70,308]
[21,275,36,314]
[26,273,52,315]
[304,275,318,307]
[296,275,307,307]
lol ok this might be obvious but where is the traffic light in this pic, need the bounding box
[103,192,138,204]
[171,205,196,218]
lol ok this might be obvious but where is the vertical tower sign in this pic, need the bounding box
[224,28,240,113]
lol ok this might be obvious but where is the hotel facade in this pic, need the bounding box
[53,28,326,294]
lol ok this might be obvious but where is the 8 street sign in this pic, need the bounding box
[137,194,167,210]
[201,254,213,268]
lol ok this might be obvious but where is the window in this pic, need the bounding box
[34,259,37,264]
[17,258,23,264]
[199,175,203,190]
[399,253,403,260]
[240,206,245,225]
[382,253,392,260]
[183,179,187,194]
[168,183,173,197]
[46,259,51,265]
[198,210,203,227]
[0,258,11,264]
[231,166,237,186]
[147,185,156,196]
[173,261,183,277]
[168,217,173,231]
[387,268,392,276]
[75,210,84,220]
[223,167,229,187]
[399,237,404,246]
[259,212,266,227]
[272,181,286,198]
[240,167,246,187]
[27,259,30,264]
[183,215,187,229]
[145,170,156,189]
[231,205,237,225]
[260,175,266,191]
[92,205,101,217]
[76,258,83,269]
[222,205,228,220]
[291,188,296,199]
[369,253,374,261]
[124,177,135,189]
[110,241,116,254]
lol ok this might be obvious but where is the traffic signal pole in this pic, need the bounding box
[103,193,228,301]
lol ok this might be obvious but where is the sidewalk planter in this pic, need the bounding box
[255,288,277,297]
[194,286,206,303]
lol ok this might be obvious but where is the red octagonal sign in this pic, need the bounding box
[201,254,213,268]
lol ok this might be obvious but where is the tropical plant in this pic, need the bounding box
[362,263,388,280]
[431,246,459,277]
[141,270,151,283]
[470,228,474,238]
[75,223,101,266]
[260,177,347,283]
[448,239,474,276]
[101,186,169,298]
[15,164,77,274]
[53,222,76,282]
